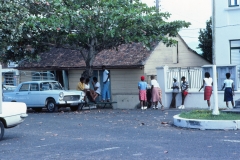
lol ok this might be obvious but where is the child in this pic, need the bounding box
[138,76,148,110]
[179,76,188,109]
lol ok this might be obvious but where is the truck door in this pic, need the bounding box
[17,83,31,106]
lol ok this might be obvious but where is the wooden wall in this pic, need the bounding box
[144,35,211,76]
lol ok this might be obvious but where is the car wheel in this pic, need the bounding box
[70,106,78,111]
[33,108,42,112]
[46,99,57,112]
[0,121,4,141]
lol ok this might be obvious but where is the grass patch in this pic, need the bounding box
[179,110,240,120]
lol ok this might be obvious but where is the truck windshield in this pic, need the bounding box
[40,82,63,91]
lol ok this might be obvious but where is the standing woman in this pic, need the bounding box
[199,72,213,109]
[221,73,235,108]
[178,76,188,109]
[150,75,164,110]
[138,76,148,110]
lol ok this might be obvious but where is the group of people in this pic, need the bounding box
[169,76,188,109]
[77,64,235,109]
[138,75,164,110]
[139,72,235,110]
[76,65,111,103]
[173,72,235,109]
[199,72,235,109]
[76,76,101,102]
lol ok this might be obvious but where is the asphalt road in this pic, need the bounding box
[0,108,240,160]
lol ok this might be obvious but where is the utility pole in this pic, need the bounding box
[156,0,159,10]
[212,0,220,115]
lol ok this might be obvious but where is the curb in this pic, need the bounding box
[173,114,240,130]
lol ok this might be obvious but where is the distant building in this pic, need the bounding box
[215,0,240,65]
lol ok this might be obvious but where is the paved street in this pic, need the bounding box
[0,108,240,160]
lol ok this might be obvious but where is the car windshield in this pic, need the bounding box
[40,82,63,91]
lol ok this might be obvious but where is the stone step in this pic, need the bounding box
[235,98,240,108]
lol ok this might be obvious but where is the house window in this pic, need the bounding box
[229,0,239,7]
[230,40,240,64]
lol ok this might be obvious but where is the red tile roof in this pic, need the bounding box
[17,42,155,70]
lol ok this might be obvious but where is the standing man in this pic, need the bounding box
[102,65,110,102]
[169,77,179,108]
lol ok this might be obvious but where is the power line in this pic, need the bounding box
[215,24,240,28]
[180,36,199,38]
[181,28,205,30]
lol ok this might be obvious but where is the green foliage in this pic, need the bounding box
[198,17,212,63]
[0,0,190,76]
[0,0,56,62]
[180,110,240,120]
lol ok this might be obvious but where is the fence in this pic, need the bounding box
[166,66,240,90]
[166,67,203,90]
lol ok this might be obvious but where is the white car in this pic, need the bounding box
[0,102,28,140]
[3,80,85,112]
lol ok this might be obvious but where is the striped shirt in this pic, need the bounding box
[181,81,189,91]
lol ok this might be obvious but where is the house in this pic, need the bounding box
[17,34,210,109]
[214,0,240,65]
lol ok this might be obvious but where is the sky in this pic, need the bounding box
[141,0,212,53]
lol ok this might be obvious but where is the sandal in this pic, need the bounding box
[161,105,164,111]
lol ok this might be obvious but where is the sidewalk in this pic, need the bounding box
[222,107,240,113]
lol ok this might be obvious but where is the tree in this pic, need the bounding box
[0,0,191,77]
[198,17,212,63]
[0,0,52,62]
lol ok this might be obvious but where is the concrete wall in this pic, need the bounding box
[215,0,240,65]
[111,68,144,109]
[144,35,210,76]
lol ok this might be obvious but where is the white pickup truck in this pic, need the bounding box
[0,102,28,140]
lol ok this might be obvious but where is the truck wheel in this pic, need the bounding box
[0,121,4,141]
[46,99,57,112]
[70,106,78,111]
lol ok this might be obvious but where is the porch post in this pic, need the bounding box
[62,70,69,90]
[156,65,169,108]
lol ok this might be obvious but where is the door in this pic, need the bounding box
[28,83,41,107]
[92,70,112,101]
[17,83,31,106]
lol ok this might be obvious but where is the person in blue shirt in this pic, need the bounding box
[138,76,148,110]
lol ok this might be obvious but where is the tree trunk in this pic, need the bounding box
[81,39,96,78]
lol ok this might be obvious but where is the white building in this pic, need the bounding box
[215,0,240,65]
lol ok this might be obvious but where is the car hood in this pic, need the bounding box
[68,90,85,96]
[0,102,27,118]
